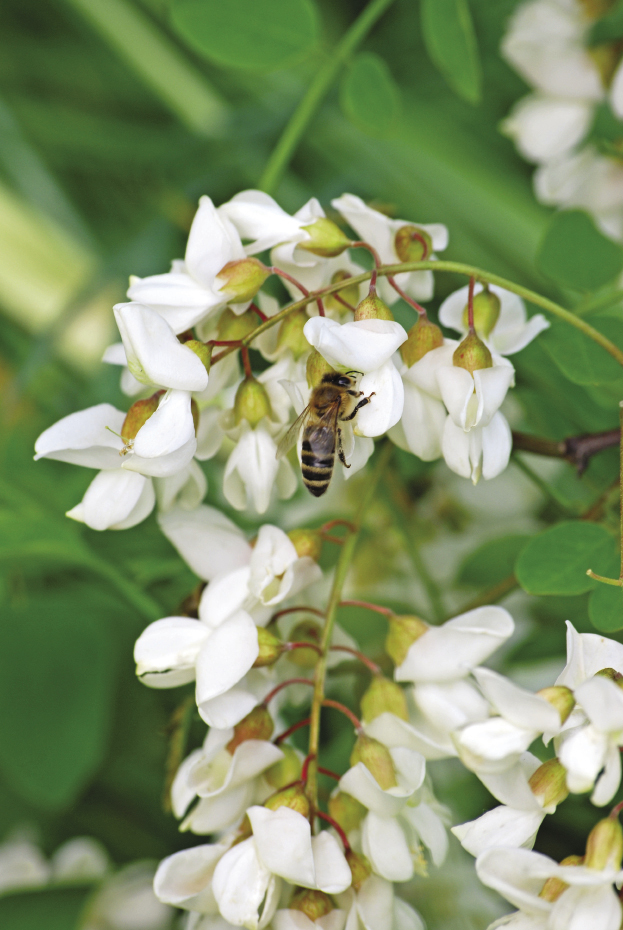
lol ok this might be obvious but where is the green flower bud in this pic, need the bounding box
[215,257,270,303]
[400,317,444,367]
[226,705,274,753]
[289,888,334,920]
[325,270,360,313]
[298,218,352,258]
[328,791,367,834]
[585,817,623,871]
[234,377,272,427]
[595,667,623,685]
[288,620,322,669]
[350,734,397,790]
[264,783,310,818]
[121,391,164,443]
[183,339,212,373]
[345,850,372,891]
[288,528,322,561]
[217,307,257,342]
[361,676,408,723]
[354,288,394,321]
[528,758,569,809]
[537,686,575,726]
[461,287,501,339]
[452,331,493,373]
[265,745,302,789]
[306,349,334,388]
[277,310,309,360]
[394,225,432,262]
[385,615,429,666]
[253,627,283,668]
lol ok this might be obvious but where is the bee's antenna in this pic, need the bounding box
[345,370,363,377]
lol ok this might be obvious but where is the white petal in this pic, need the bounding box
[224,427,280,515]
[557,621,623,688]
[186,195,245,287]
[339,763,413,818]
[195,611,260,704]
[212,838,278,930]
[493,314,550,356]
[220,190,304,255]
[611,59,623,120]
[127,269,223,333]
[437,365,477,429]
[404,801,448,865]
[481,413,512,481]
[158,505,251,581]
[575,675,623,733]
[303,317,407,373]
[68,469,149,531]
[452,806,544,857]
[134,617,208,688]
[310,831,352,894]
[475,847,557,916]
[413,679,490,733]
[592,744,622,807]
[477,753,543,810]
[132,390,195,459]
[355,874,394,930]
[550,884,621,930]
[247,806,316,887]
[154,842,227,911]
[473,366,515,428]
[474,668,561,733]
[34,404,125,469]
[355,362,404,437]
[155,459,207,512]
[198,687,260,729]
[558,725,609,794]
[366,711,455,760]
[397,382,446,460]
[123,437,197,478]
[441,416,474,480]
[183,785,253,835]
[456,718,535,774]
[195,406,225,461]
[361,813,413,882]
[199,567,252,629]
[171,747,204,818]
[405,343,456,399]
[502,95,592,163]
[393,897,425,930]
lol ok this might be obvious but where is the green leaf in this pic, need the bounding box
[0,885,92,930]
[516,522,616,596]
[589,0,623,44]
[0,591,115,809]
[0,511,88,571]
[170,0,319,72]
[420,0,482,105]
[340,52,401,137]
[589,583,623,632]
[540,316,623,385]
[537,210,623,292]
[457,535,529,587]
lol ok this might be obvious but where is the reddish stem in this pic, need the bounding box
[330,644,382,675]
[285,641,323,657]
[271,266,325,317]
[339,599,394,618]
[321,519,356,534]
[249,302,268,323]
[301,753,315,785]
[410,230,430,259]
[387,275,427,317]
[262,677,314,707]
[322,699,363,732]
[274,716,311,745]
[320,534,345,545]
[315,810,351,852]
[271,606,326,621]
[209,339,241,347]
[467,276,475,332]
[610,800,623,820]
[351,241,380,288]
[318,766,342,782]
[334,293,357,313]
[241,346,253,379]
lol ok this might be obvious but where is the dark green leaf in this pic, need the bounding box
[589,583,623,632]
[540,316,623,385]
[537,211,623,292]
[589,0,623,44]
[515,522,616,596]
[420,0,482,104]
[0,885,92,930]
[457,535,529,587]
[0,511,89,572]
[170,0,319,72]
[340,52,401,137]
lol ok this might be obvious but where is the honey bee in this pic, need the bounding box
[276,371,375,497]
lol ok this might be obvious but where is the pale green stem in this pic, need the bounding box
[259,0,397,194]
[620,402,623,582]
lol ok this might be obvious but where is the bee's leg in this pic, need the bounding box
[337,428,349,467]
[340,392,376,422]
[347,389,363,397]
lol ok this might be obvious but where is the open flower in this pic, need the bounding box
[438,285,549,356]
[336,873,425,930]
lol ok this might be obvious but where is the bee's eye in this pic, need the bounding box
[337,377,350,386]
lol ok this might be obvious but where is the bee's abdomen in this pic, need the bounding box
[301,431,334,497]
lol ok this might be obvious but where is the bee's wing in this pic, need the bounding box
[276,405,311,459]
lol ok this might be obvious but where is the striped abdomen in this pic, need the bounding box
[301,424,336,497]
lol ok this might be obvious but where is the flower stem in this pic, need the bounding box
[339,598,394,618]
[321,699,363,732]
[271,266,324,317]
[262,677,315,707]
[619,402,623,582]
[467,276,475,331]
[315,809,351,851]
[271,605,325,621]
[386,275,427,316]
[240,346,253,379]
[274,716,311,745]
[330,644,382,674]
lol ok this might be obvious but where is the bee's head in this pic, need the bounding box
[321,370,362,388]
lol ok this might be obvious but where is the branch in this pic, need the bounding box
[513,430,620,475]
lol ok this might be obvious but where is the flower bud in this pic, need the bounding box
[288,620,322,669]
[346,850,371,891]
[226,705,274,753]
[121,391,164,443]
[596,667,623,685]
[452,331,493,373]
[287,528,322,561]
[385,615,428,666]
[234,377,272,427]
[400,316,444,367]
[265,745,302,789]
[538,855,583,901]
[350,734,397,790]
[328,791,367,834]
[584,817,623,871]
[394,225,432,262]
[354,288,394,322]
[183,339,212,373]
[537,686,575,725]
[461,287,501,338]
[253,627,283,668]
[298,218,352,258]
[264,783,310,818]
[528,758,569,809]
[277,310,309,360]
[289,888,334,920]
[217,307,257,342]
[307,349,334,388]
[325,271,360,313]
[361,676,408,723]
[215,257,270,303]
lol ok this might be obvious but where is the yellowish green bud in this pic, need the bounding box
[537,686,575,725]
[306,349,333,388]
[361,676,408,723]
[288,620,321,669]
[264,783,310,818]
[453,331,493,373]
[234,377,272,427]
[345,850,371,891]
[394,225,432,262]
[215,257,270,303]
[325,270,360,313]
[299,217,352,258]
[253,627,283,668]
[289,888,334,920]
[354,288,394,322]
[287,528,322,561]
[277,310,309,360]
[328,791,367,835]
[217,307,257,342]
[461,288,501,339]
[385,615,429,666]
[183,339,212,373]
[596,667,623,685]
[191,398,199,436]
[121,391,163,442]
[265,745,302,789]
[585,817,623,871]
[226,705,274,754]
[400,316,444,367]
[528,758,569,809]
[350,734,397,790]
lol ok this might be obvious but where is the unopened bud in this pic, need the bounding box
[183,339,212,373]
[215,257,270,303]
[537,686,575,725]
[361,676,408,723]
[226,705,274,753]
[121,391,164,442]
[528,759,569,809]
[325,271,360,313]
[234,377,272,427]
[288,528,322,561]
[329,791,367,834]
[264,783,310,818]
[385,615,428,666]
[350,734,397,790]
[307,349,334,388]
[400,316,444,367]
[277,310,309,359]
[596,667,623,686]
[217,307,257,342]
[265,745,302,789]
[453,331,492,373]
[354,288,394,321]
[345,850,371,891]
[191,398,199,435]
[289,888,333,920]
[299,218,352,258]
[461,287,501,338]
[253,627,283,668]
[394,225,432,263]
[585,817,623,871]
[288,620,322,669]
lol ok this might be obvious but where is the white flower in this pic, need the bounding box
[438,284,549,356]
[502,94,593,164]
[336,874,425,930]
[86,861,172,930]
[442,411,513,484]
[219,190,312,256]
[0,833,50,893]
[157,505,251,582]
[389,361,447,463]
[154,842,231,916]
[224,422,297,514]
[331,194,448,304]
[556,621,623,690]
[436,352,515,433]
[127,196,247,333]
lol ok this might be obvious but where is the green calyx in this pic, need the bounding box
[394,225,432,262]
[298,217,352,258]
[215,257,270,303]
[277,310,310,360]
[121,391,164,442]
[400,317,444,367]
[234,377,272,427]
[452,331,493,373]
[461,287,501,338]
[354,288,394,321]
